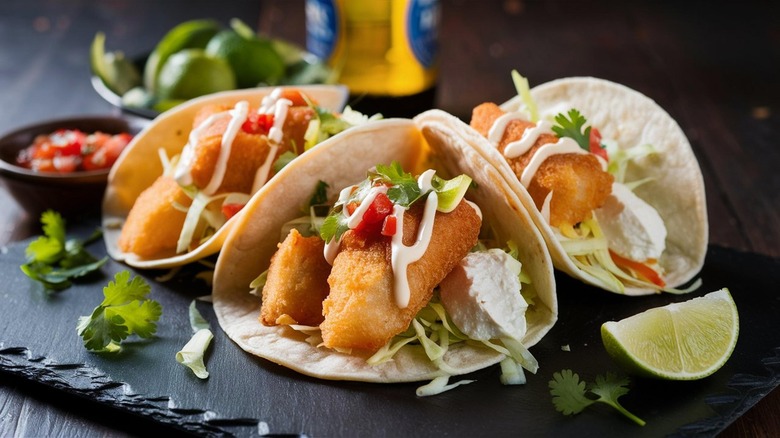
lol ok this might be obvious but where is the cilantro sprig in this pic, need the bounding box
[319,162,473,243]
[549,369,646,426]
[551,109,591,151]
[20,210,107,291]
[320,162,423,243]
[77,271,163,353]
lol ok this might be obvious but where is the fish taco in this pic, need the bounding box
[212,117,556,392]
[102,84,380,269]
[463,73,707,295]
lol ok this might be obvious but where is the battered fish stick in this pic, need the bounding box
[117,175,191,258]
[260,229,331,326]
[321,200,481,352]
[185,104,314,195]
[471,102,613,228]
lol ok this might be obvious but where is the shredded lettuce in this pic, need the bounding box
[416,375,475,397]
[499,357,527,385]
[511,70,539,122]
[556,217,665,293]
[176,328,213,379]
[176,301,213,379]
[605,142,658,184]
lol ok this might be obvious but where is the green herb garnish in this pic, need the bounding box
[372,162,422,207]
[551,109,591,151]
[308,180,330,207]
[76,271,163,353]
[549,369,645,426]
[20,210,107,291]
[272,150,297,173]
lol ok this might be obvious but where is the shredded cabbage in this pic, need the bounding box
[176,328,213,379]
[416,376,475,397]
[176,302,213,379]
[511,70,539,122]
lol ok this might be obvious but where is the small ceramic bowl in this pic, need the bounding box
[0,115,140,218]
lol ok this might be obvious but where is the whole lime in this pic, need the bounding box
[205,30,285,88]
[155,49,236,101]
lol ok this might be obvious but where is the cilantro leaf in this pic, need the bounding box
[320,210,349,243]
[21,210,107,291]
[77,271,162,352]
[551,109,591,151]
[549,369,646,426]
[373,162,421,207]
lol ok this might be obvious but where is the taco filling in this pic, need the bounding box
[117,87,377,260]
[470,75,671,292]
[255,162,539,391]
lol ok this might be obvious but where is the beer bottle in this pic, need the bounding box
[305,0,440,118]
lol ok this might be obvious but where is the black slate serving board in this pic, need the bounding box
[1,218,778,437]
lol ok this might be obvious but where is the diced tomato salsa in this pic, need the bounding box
[16,129,133,172]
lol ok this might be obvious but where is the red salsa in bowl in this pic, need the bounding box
[0,115,141,217]
[16,129,132,173]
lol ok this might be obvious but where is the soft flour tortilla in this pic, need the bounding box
[474,77,708,295]
[212,117,557,382]
[102,85,349,269]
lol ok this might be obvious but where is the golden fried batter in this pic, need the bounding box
[320,200,481,353]
[471,102,613,227]
[187,105,315,194]
[260,229,331,326]
[118,175,191,258]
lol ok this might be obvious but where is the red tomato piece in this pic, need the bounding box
[241,113,275,135]
[589,127,608,161]
[609,250,666,288]
[353,192,394,236]
[52,155,79,172]
[221,203,245,220]
[381,214,397,236]
[82,132,132,171]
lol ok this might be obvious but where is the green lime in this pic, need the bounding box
[205,30,285,88]
[143,19,221,93]
[90,32,141,95]
[155,49,236,101]
[436,174,473,213]
[601,288,739,380]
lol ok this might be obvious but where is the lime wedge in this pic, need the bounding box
[601,288,739,380]
[143,19,221,93]
[90,32,141,95]
[436,174,472,213]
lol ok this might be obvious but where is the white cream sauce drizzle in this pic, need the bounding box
[201,101,250,195]
[390,169,438,308]
[488,112,589,188]
[323,169,446,309]
[173,87,295,196]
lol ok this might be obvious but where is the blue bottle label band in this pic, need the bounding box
[407,0,439,68]
[305,0,339,61]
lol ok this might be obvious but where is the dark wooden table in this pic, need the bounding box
[1,0,778,436]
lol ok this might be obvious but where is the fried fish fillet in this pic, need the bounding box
[187,104,315,194]
[260,229,331,326]
[117,175,191,258]
[471,102,613,228]
[320,200,481,353]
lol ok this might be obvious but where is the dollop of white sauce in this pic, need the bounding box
[594,182,667,262]
[439,249,528,341]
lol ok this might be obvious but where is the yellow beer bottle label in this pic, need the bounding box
[306,0,440,98]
